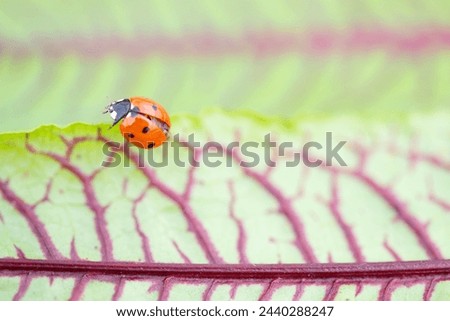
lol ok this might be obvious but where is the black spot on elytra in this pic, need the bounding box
[142,127,150,134]
[152,105,158,111]
[130,106,140,117]
[127,133,135,138]
[148,143,155,149]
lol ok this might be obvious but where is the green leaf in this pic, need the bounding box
[2,1,450,132]
[0,110,449,300]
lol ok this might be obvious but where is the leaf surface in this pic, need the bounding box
[0,110,449,300]
[2,1,450,131]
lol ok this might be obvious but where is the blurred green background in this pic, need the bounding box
[1,0,450,132]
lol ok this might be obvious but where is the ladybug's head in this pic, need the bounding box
[103,98,131,128]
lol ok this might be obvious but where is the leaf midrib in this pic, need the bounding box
[1,259,449,280]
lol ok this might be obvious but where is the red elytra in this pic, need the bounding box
[104,97,171,149]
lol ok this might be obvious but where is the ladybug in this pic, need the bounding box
[104,97,171,149]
